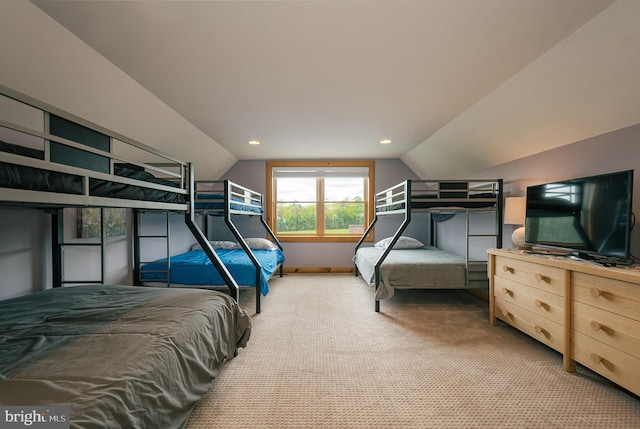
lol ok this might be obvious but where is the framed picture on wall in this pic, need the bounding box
[77,208,126,238]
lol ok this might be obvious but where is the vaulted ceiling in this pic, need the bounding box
[29,0,640,178]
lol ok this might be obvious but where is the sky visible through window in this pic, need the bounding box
[277,177,364,201]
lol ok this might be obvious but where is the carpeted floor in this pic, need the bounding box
[185,274,640,428]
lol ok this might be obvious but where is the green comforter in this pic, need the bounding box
[0,285,251,428]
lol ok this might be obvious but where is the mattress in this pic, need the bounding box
[378,193,498,212]
[0,141,185,204]
[140,248,285,296]
[194,193,263,214]
[353,246,467,300]
[0,285,251,429]
[1,142,269,213]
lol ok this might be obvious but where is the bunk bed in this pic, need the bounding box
[137,179,285,314]
[0,85,251,428]
[354,179,503,311]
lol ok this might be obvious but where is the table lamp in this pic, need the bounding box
[504,196,528,249]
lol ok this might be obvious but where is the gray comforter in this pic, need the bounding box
[354,246,467,299]
[0,285,251,428]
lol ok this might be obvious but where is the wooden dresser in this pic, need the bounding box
[488,248,640,396]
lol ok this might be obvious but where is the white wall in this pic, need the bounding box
[0,1,235,180]
[462,123,640,258]
[433,210,501,262]
[0,207,134,300]
[61,208,132,286]
[0,208,49,299]
[403,0,640,179]
[137,211,203,263]
[0,1,237,300]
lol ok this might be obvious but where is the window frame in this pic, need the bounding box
[266,160,375,243]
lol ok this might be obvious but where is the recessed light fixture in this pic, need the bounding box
[248,140,260,145]
[380,139,392,145]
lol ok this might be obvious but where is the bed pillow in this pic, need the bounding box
[374,236,425,249]
[191,240,239,251]
[243,237,279,250]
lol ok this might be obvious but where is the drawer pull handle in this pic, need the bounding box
[534,325,546,336]
[502,288,513,296]
[590,288,602,297]
[590,353,603,364]
[502,310,512,319]
[534,300,548,310]
[590,321,603,331]
[502,265,514,273]
[535,273,549,283]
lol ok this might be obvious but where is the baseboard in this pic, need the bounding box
[283,267,355,274]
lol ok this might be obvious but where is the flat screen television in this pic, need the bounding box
[525,169,634,260]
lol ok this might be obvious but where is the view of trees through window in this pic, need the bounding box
[270,163,372,240]
[275,176,365,235]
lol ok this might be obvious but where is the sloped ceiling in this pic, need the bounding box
[29,0,640,178]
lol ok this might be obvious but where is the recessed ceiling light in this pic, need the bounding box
[380,139,392,144]
[248,140,260,145]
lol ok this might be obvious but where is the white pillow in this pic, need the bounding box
[191,240,239,251]
[374,236,425,249]
[243,237,279,250]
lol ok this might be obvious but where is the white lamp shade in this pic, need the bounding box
[504,196,528,249]
[504,197,526,225]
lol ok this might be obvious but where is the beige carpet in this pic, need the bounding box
[186,274,640,428]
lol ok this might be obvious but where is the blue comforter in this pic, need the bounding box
[141,248,285,295]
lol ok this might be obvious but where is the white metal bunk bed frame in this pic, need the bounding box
[0,84,240,301]
[355,179,504,312]
[134,179,284,314]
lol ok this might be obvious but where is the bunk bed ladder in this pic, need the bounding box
[133,209,171,286]
[51,208,105,288]
[134,209,242,305]
[463,178,504,288]
[464,210,491,288]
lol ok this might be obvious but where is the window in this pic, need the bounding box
[266,161,374,242]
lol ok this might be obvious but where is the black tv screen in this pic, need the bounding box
[525,170,634,259]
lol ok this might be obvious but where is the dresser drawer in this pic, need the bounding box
[573,300,640,359]
[488,249,640,396]
[573,272,640,322]
[495,296,563,353]
[494,255,565,295]
[573,330,640,396]
[494,276,563,324]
